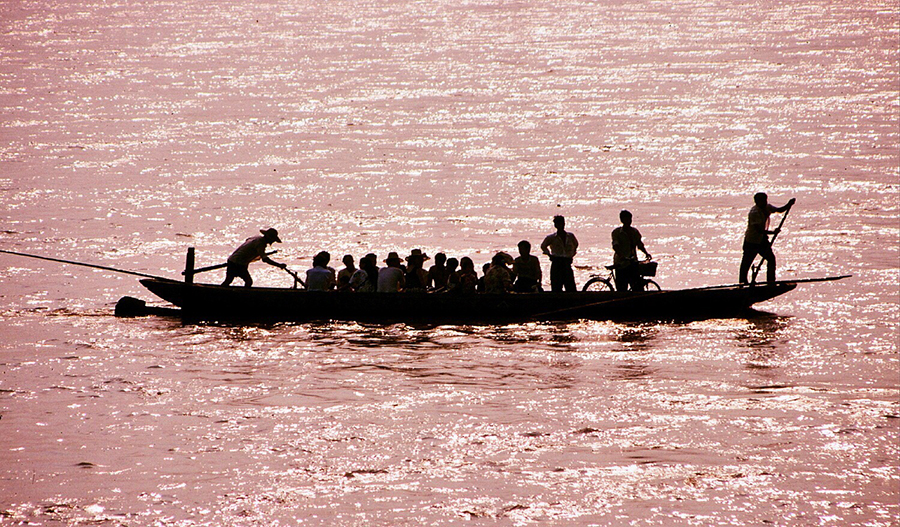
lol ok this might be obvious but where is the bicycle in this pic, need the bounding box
[581,260,661,292]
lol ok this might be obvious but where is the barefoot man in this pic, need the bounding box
[739,193,795,284]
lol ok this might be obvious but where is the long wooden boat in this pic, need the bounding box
[0,249,849,323]
[136,276,846,324]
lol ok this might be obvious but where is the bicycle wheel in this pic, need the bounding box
[582,277,614,292]
[643,279,661,291]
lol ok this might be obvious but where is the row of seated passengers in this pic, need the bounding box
[304,241,542,294]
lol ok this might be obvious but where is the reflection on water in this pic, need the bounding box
[736,314,792,382]
[734,312,791,350]
[608,361,655,381]
[186,318,669,355]
[1,302,897,526]
[611,323,659,351]
[0,0,897,523]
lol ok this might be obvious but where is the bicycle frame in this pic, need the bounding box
[583,260,660,292]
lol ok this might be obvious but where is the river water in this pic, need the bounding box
[0,0,897,525]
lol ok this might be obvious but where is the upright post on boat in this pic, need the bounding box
[184,247,195,284]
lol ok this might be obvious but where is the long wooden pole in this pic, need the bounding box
[0,249,169,280]
[751,205,793,283]
[183,250,278,276]
[281,266,306,289]
[689,274,851,292]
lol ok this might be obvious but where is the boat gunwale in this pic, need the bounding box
[138,277,808,324]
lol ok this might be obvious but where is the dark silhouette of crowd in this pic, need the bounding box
[300,247,535,294]
[225,215,637,293]
[290,217,575,294]
[227,215,627,293]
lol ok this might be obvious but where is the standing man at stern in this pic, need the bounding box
[739,193,795,284]
[221,228,286,287]
[540,215,579,292]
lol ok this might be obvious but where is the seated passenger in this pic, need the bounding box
[350,253,377,292]
[306,251,336,291]
[337,254,356,287]
[377,252,405,292]
[456,257,478,294]
[336,272,352,292]
[512,240,542,292]
[476,262,490,292]
[427,252,449,291]
[443,257,460,293]
[404,249,429,292]
[485,252,514,294]
[363,253,380,292]
[348,264,367,291]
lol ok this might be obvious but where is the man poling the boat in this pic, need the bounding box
[221,228,287,287]
[739,193,796,284]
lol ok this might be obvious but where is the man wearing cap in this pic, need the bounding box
[404,249,430,292]
[221,228,286,287]
[377,252,406,292]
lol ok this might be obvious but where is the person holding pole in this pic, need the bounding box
[739,193,795,284]
[221,228,286,287]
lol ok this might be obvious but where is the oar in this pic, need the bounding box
[696,274,851,292]
[182,250,278,276]
[750,202,794,284]
[0,249,169,280]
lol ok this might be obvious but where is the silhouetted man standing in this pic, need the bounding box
[540,215,578,292]
[612,210,651,291]
[739,193,795,284]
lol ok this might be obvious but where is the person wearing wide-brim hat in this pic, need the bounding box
[404,249,430,291]
[378,251,406,292]
[221,228,286,287]
[405,248,430,262]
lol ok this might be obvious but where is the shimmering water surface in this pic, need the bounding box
[1,0,898,525]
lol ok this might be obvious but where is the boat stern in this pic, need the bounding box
[140,278,186,307]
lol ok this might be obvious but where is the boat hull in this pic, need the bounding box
[139,278,797,323]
